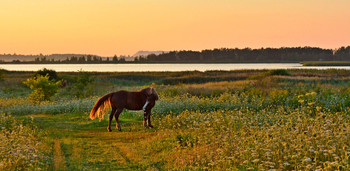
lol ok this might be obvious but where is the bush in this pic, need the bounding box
[34,68,58,81]
[0,69,6,81]
[267,69,290,76]
[23,74,62,103]
[72,71,95,98]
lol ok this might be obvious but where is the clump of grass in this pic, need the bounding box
[248,69,290,80]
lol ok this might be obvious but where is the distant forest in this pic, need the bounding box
[0,54,128,64]
[135,46,350,63]
[1,46,350,64]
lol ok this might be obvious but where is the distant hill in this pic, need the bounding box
[0,54,101,62]
[132,51,168,57]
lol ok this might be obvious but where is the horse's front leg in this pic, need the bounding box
[147,110,153,128]
[114,108,123,131]
[143,110,148,128]
[143,110,153,128]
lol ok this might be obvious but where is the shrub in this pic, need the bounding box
[0,69,6,81]
[72,71,95,98]
[23,74,62,103]
[267,69,290,76]
[34,68,58,81]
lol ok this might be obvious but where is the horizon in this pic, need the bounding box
[1,45,348,58]
[1,0,349,56]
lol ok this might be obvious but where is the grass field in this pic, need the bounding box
[1,69,350,170]
[302,61,350,66]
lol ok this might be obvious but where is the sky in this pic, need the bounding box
[0,0,349,56]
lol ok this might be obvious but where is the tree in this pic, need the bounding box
[112,55,118,62]
[119,57,126,62]
[87,55,92,62]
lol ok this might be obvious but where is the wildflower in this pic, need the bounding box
[252,159,260,163]
[304,158,312,162]
[283,162,290,166]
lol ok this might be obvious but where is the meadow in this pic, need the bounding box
[302,61,350,66]
[0,68,350,170]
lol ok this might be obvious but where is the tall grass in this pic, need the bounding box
[149,108,350,170]
[0,113,51,170]
[2,98,95,115]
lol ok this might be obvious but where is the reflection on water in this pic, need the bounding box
[1,63,350,72]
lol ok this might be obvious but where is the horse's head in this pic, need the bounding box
[141,87,159,101]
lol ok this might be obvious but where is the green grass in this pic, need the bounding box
[1,69,350,170]
[302,61,350,66]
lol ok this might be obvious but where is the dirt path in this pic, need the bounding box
[27,113,160,170]
[53,139,67,171]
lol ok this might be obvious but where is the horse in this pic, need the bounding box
[90,87,159,132]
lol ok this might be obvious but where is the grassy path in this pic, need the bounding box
[23,112,160,170]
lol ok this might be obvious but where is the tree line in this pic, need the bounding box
[135,46,350,63]
[1,46,350,63]
[0,55,127,64]
[31,55,126,63]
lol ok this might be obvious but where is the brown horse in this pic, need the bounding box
[90,87,159,132]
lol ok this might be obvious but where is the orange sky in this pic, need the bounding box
[0,0,349,56]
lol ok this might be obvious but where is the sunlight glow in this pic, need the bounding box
[0,0,349,56]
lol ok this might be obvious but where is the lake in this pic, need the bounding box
[1,63,350,72]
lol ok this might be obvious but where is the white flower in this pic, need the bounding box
[304,158,312,162]
[283,162,290,166]
[252,159,260,163]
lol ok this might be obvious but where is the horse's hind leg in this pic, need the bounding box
[114,108,124,131]
[107,108,116,132]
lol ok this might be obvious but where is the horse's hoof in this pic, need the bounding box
[107,128,112,132]
[149,125,154,128]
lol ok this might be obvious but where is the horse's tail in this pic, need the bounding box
[90,93,113,120]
